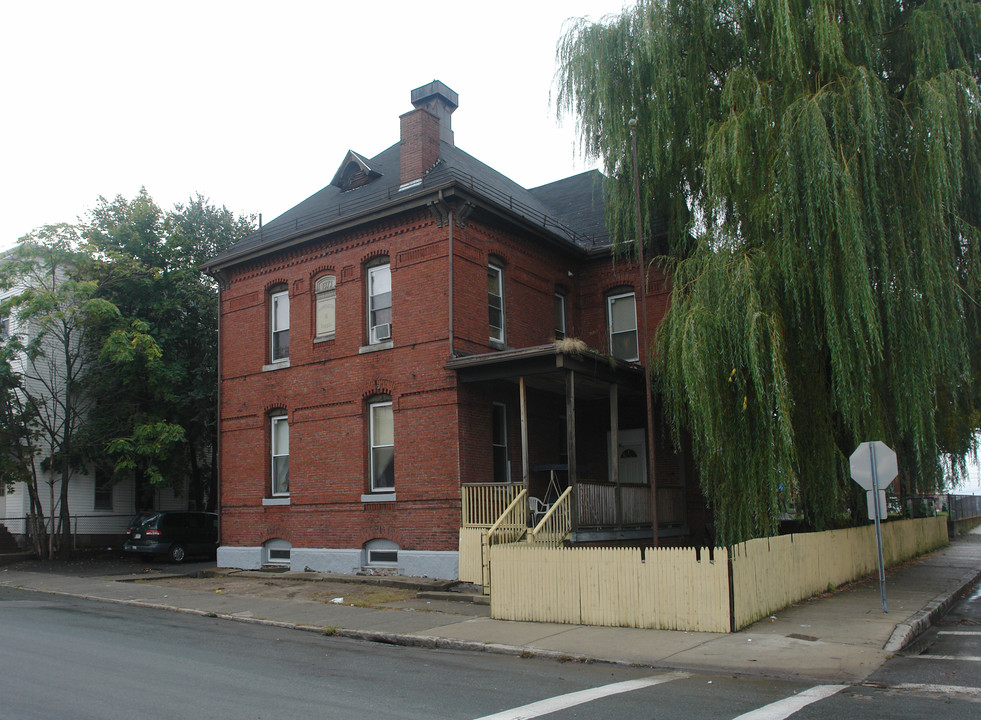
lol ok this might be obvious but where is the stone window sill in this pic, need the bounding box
[262,359,290,372]
[359,341,393,354]
[361,493,396,503]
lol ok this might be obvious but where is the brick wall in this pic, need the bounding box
[218,199,692,556]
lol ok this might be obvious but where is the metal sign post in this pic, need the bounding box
[849,441,898,614]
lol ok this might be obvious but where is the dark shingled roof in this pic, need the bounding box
[204,139,615,272]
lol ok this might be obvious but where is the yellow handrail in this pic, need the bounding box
[486,489,528,546]
[529,486,573,546]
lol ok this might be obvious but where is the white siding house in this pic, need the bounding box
[1,249,186,550]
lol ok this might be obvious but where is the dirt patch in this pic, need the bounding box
[140,574,419,608]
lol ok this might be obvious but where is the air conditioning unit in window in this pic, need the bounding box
[371,323,391,343]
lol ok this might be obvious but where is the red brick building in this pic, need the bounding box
[203,82,705,578]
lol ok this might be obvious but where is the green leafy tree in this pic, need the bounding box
[0,322,48,557]
[81,190,253,510]
[0,233,120,557]
[558,0,981,544]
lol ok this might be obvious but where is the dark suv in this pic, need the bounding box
[123,511,218,563]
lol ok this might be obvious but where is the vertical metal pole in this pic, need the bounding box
[870,443,888,613]
[566,369,578,534]
[611,383,622,529]
[630,118,659,547]
[520,376,529,490]
[447,201,455,357]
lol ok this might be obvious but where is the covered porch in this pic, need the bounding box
[450,343,691,547]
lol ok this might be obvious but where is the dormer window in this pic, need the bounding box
[330,150,382,192]
[340,162,369,190]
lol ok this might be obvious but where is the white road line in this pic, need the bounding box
[731,685,848,720]
[471,672,688,720]
[938,630,981,636]
[912,654,981,662]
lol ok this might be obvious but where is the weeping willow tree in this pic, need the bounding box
[558,0,981,545]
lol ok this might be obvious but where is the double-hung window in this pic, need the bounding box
[314,275,336,341]
[488,264,504,344]
[554,293,567,340]
[270,289,289,362]
[608,292,638,362]
[369,400,394,492]
[271,414,289,496]
[94,468,113,511]
[367,263,392,344]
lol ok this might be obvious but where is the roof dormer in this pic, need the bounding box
[330,150,381,192]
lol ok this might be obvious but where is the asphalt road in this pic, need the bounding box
[2,584,980,719]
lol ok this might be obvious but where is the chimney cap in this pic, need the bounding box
[411,80,459,112]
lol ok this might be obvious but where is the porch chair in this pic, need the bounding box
[529,496,551,526]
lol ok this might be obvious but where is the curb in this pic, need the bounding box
[5,583,623,668]
[417,590,490,605]
[883,566,981,653]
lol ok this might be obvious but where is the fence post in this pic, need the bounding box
[727,546,736,633]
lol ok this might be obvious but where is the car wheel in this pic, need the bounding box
[168,544,186,563]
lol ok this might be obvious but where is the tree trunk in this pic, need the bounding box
[58,445,72,559]
[47,469,55,560]
[25,460,46,559]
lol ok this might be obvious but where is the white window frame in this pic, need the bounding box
[314,275,336,341]
[264,538,292,566]
[488,264,505,344]
[369,400,394,492]
[364,538,399,566]
[367,263,392,345]
[271,414,289,497]
[554,292,566,340]
[608,292,639,362]
[492,402,510,483]
[270,289,290,362]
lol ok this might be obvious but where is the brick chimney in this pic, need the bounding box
[400,81,458,188]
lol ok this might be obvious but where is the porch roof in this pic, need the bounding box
[446,344,645,399]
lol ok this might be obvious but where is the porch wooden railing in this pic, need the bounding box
[462,483,525,528]
[575,481,652,529]
[482,489,528,593]
[529,486,573,546]
[486,489,529,546]
[622,485,653,525]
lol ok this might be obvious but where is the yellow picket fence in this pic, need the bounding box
[730,515,948,629]
[459,483,525,584]
[489,544,731,632]
[487,516,949,632]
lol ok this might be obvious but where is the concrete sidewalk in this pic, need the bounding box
[2,528,979,684]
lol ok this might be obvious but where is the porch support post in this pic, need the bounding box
[520,376,529,490]
[610,383,622,530]
[566,369,577,533]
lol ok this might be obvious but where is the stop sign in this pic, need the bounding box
[850,441,898,491]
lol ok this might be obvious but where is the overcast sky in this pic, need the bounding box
[3,1,978,494]
[1,0,629,249]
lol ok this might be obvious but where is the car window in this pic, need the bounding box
[135,513,160,529]
[161,514,186,530]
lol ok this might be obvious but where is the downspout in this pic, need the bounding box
[441,191,463,503]
[215,274,224,546]
[444,189,455,358]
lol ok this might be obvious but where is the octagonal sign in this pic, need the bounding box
[850,441,898,491]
